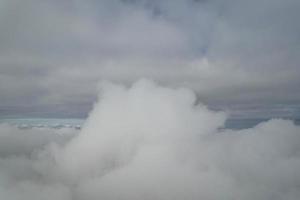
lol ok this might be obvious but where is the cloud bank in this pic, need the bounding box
[1,80,300,200]
[0,0,300,117]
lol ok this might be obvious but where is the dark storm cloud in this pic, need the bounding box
[0,0,299,117]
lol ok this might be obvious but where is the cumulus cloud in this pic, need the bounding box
[0,80,300,200]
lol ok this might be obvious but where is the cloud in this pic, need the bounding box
[0,80,300,199]
[0,0,300,116]
[0,124,76,157]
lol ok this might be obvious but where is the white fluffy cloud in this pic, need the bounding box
[1,80,300,199]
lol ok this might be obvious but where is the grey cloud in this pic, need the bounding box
[0,124,77,157]
[0,0,299,117]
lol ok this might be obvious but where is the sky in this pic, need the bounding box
[0,0,300,118]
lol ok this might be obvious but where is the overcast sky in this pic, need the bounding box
[0,0,300,118]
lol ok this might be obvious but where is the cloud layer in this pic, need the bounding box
[0,0,300,117]
[1,80,300,200]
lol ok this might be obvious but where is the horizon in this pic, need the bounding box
[0,0,300,118]
[1,1,300,200]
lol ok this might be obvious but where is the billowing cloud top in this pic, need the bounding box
[0,80,300,200]
[0,0,300,117]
